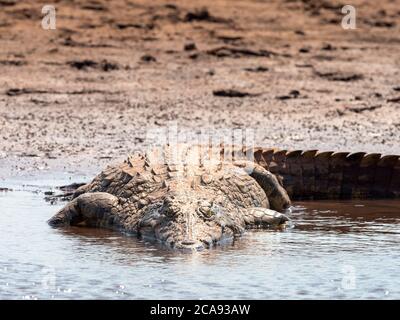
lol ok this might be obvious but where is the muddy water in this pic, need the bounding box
[0,175,399,299]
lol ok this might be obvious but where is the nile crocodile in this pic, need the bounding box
[48,145,400,250]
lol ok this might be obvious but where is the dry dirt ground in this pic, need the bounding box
[0,0,399,178]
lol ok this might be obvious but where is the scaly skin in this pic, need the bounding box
[49,144,400,250]
[49,145,291,251]
[251,147,400,199]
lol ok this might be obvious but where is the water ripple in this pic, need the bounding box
[0,179,399,299]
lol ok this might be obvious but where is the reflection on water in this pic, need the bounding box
[292,200,400,235]
[0,176,399,299]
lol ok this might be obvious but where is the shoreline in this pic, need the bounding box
[1,0,400,178]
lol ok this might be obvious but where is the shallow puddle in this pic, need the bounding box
[0,175,399,299]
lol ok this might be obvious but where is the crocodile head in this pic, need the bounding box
[137,190,247,251]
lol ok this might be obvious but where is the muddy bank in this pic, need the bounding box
[0,0,400,178]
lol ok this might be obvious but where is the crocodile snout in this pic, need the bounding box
[177,240,205,251]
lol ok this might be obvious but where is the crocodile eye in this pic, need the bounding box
[197,202,215,219]
[163,203,180,217]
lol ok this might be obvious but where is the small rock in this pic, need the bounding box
[244,66,269,73]
[20,153,40,158]
[387,97,400,103]
[299,47,310,53]
[165,4,178,10]
[140,54,156,63]
[321,43,336,51]
[100,60,119,72]
[184,42,197,51]
[314,70,364,82]
[67,59,98,70]
[347,105,382,113]
[184,8,227,23]
[213,89,259,98]
[370,20,395,28]
[276,90,300,100]
[67,59,119,72]
[0,1,16,6]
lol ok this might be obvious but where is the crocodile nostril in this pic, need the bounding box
[181,240,196,245]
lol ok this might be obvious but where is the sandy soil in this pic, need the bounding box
[0,0,399,178]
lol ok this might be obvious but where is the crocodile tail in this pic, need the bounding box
[250,147,400,200]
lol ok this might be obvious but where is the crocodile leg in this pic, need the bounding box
[243,207,290,229]
[48,192,121,228]
[233,160,291,212]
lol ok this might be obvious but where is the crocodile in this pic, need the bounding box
[48,144,400,250]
